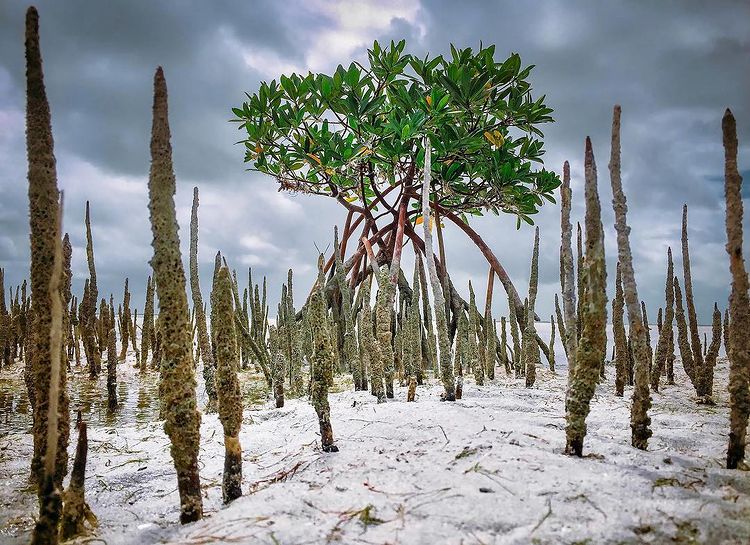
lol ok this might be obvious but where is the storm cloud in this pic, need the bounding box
[0,0,748,322]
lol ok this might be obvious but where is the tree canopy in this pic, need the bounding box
[232,40,560,227]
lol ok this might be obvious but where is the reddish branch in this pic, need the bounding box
[434,203,531,319]
[361,237,379,283]
[339,210,354,258]
[321,184,398,276]
[301,171,548,363]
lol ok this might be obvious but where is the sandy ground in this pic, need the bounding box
[1,326,749,544]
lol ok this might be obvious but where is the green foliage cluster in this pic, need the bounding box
[233,40,560,225]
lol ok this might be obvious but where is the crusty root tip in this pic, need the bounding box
[565,439,583,457]
[727,435,745,469]
[179,506,201,525]
[224,435,241,457]
[407,376,417,402]
[222,444,242,504]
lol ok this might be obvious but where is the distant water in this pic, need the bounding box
[0,360,162,436]
[522,322,725,368]
[0,354,270,436]
[0,323,722,435]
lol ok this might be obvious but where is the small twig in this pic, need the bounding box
[247,460,307,494]
[530,497,552,534]
[427,424,449,445]
[408,493,463,511]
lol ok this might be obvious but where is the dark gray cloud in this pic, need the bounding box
[0,0,748,323]
[408,0,750,322]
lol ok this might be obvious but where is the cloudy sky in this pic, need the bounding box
[1,0,748,323]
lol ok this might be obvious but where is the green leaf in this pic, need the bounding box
[346,63,360,86]
[320,75,333,98]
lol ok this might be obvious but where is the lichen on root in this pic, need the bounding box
[106,326,117,411]
[651,248,675,392]
[60,412,97,540]
[564,137,607,457]
[697,303,722,404]
[147,66,202,522]
[190,187,217,412]
[82,201,100,378]
[25,5,70,506]
[310,255,339,452]
[523,227,541,387]
[211,266,243,502]
[608,105,651,450]
[560,161,577,380]
[612,262,627,397]
[140,275,154,372]
[722,108,749,469]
